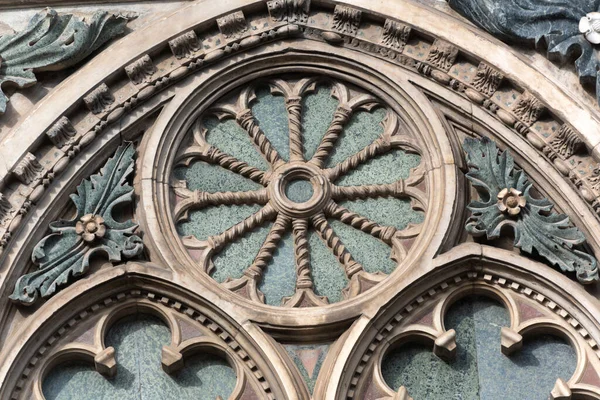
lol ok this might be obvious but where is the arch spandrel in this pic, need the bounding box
[0,1,600,399]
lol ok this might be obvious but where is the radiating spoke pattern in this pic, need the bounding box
[173,77,427,307]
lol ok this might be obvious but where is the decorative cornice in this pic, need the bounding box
[46,116,76,149]
[124,54,156,86]
[0,8,131,114]
[463,137,598,283]
[217,10,247,38]
[10,143,143,305]
[168,31,200,59]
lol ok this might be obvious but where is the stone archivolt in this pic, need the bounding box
[1,1,600,399]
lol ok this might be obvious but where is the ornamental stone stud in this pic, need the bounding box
[580,12,600,44]
[76,214,106,242]
[497,188,526,216]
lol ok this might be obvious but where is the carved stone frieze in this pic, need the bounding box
[426,39,459,71]
[511,91,546,126]
[10,143,143,305]
[13,153,45,186]
[331,5,362,35]
[168,31,201,59]
[124,54,156,85]
[381,19,411,50]
[471,62,504,97]
[46,116,77,149]
[83,83,115,114]
[549,124,584,159]
[217,11,248,38]
[464,137,598,283]
[267,0,310,23]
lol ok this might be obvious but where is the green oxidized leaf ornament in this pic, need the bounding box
[463,137,598,283]
[10,143,143,305]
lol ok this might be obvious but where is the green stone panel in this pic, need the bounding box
[329,219,395,275]
[336,150,421,186]
[325,107,386,168]
[301,85,339,160]
[173,161,261,193]
[381,296,577,399]
[204,116,269,170]
[43,314,236,400]
[259,231,297,306]
[309,230,348,303]
[340,197,424,231]
[177,204,262,241]
[252,87,290,161]
[284,343,331,394]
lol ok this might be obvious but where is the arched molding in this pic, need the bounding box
[0,262,301,400]
[318,244,600,399]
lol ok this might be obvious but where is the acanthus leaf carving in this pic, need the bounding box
[125,54,156,85]
[267,0,310,23]
[511,91,546,126]
[46,116,77,149]
[168,31,201,59]
[0,8,131,114]
[463,136,598,283]
[471,62,504,97]
[381,19,411,51]
[83,83,115,114]
[10,143,144,305]
[426,39,458,71]
[0,192,13,227]
[550,124,585,159]
[217,11,248,38]
[13,153,45,185]
[332,5,362,35]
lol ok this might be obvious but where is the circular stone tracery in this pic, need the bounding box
[171,76,429,308]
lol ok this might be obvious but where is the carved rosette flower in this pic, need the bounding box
[76,214,106,242]
[174,78,428,307]
[497,188,526,216]
[10,143,144,305]
[464,137,598,283]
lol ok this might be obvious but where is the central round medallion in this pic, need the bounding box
[269,163,331,218]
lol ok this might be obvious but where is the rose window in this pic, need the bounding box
[171,77,427,307]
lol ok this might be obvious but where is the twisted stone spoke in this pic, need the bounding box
[236,109,284,167]
[208,204,277,253]
[331,180,406,201]
[286,96,304,162]
[245,214,291,281]
[324,201,397,245]
[292,219,314,290]
[324,136,392,181]
[311,212,363,279]
[309,105,352,168]
[173,187,269,222]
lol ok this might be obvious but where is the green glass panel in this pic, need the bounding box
[251,87,290,161]
[381,296,577,400]
[204,116,269,170]
[43,314,236,400]
[340,198,424,231]
[329,219,395,275]
[336,150,421,186]
[285,179,314,203]
[173,161,261,193]
[259,231,297,306]
[309,230,348,303]
[302,85,339,160]
[325,107,386,168]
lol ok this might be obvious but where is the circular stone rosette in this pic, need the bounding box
[169,76,432,309]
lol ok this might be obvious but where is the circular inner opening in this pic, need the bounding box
[285,178,314,203]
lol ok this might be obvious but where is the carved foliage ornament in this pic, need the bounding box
[0,8,130,114]
[463,137,598,283]
[448,0,600,105]
[10,143,144,305]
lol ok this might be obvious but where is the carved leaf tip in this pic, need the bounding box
[0,8,131,114]
[10,142,144,306]
[463,136,599,284]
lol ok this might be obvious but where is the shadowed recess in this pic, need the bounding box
[381,295,577,399]
[42,314,236,400]
[325,107,386,168]
[252,86,290,161]
[302,85,339,160]
[204,116,269,171]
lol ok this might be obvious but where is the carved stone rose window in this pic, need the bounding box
[171,76,427,307]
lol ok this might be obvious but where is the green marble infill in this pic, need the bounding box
[284,343,331,394]
[285,179,314,203]
[252,87,290,161]
[43,314,236,400]
[302,85,339,160]
[174,161,261,193]
[310,230,348,303]
[336,150,421,186]
[259,231,297,306]
[325,107,386,168]
[381,295,577,400]
[340,197,424,232]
